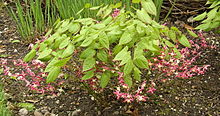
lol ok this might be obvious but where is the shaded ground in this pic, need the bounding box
[0,4,220,116]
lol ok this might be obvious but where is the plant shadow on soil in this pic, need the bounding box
[0,4,220,116]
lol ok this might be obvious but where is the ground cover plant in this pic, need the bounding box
[0,0,219,115]
[0,84,11,116]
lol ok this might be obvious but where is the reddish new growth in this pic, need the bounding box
[113,73,155,103]
[149,31,213,82]
[0,59,64,94]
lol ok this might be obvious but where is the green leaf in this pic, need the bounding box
[173,48,181,58]
[45,58,58,72]
[141,0,157,16]
[62,43,75,58]
[80,48,96,59]
[80,34,98,47]
[123,60,134,75]
[83,57,96,71]
[137,9,152,24]
[103,7,112,18]
[38,48,52,60]
[193,12,207,21]
[0,68,3,75]
[102,16,113,25]
[113,46,128,61]
[124,75,132,87]
[17,103,35,111]
[23,49,36,62]
[206,7,218,20]
[133,67,141,81]
[53,34,67,49]
[46,66,61,83]
[100,71,111,88]
[97,49,108,62]
[99,32,109,49]
[92,24,106,30]
[178,35,191,48]
[11,40,20,43]
[82,70,94,80]
[132,0,141,3]
[53,57,71,67]
[119,52,131,65]
[90,5,103,10]
[119,30,133,45]
[195,22,211,30]
[68,22,81,34]
[114,2,122,8]
[80,37,94,47]
[113,45,123,55]
[39,43,48,52]
[209,1,220,8]
[168,30,177,42]
[134,47,143,59]
[44,33,59,45]
[164,40,175,47]
[59,37,70,49]
[134,56,148,68]
[187,30,198,37]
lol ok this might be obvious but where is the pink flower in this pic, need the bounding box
[147,87,156,94]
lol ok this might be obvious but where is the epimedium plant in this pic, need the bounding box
[23,3,192,103]
[193,0,220,33]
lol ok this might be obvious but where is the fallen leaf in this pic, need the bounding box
[0,49,6,53]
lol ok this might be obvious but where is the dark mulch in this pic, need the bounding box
[0,4,220,116]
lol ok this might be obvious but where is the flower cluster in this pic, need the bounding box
[112,8,120,18]
[0,58,63,94]
[113,75,156,103]
[149,31,213,82]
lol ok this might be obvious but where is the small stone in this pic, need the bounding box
[19,108,28,116]
[113,111,119,115]
[34,110,43,116]
[14,49,18,52]
[55,100,60,104]
[71,109,81,116]
[50,113,56,116]
[97,111,101,115]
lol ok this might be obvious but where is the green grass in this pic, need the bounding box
[6,0,163,42]
[0,84,12,116]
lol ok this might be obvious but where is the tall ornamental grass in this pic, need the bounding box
[7,0,163,41]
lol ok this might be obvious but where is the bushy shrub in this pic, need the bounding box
[21,3,209,103]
